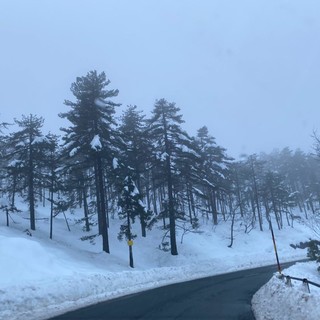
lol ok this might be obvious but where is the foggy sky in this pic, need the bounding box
[1,0,320,158]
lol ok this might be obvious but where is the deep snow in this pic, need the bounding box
[0,204,319,320]
[252,262,320,320]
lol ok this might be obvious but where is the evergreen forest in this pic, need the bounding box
[1,70,320,259]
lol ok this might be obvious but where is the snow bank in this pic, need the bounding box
[252,261,320,320]
[0,207,315,320]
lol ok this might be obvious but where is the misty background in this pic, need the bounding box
[1,0,320,158]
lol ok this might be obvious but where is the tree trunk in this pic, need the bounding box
[49,167,55,239]
[127,211,134,268]
[145,172,151,211]
[151,171,158,215]
[83,187,90,232]
[253,179,262,231]
[6,208,9,227]
[235,170,244,217]
[96,155,110,253]
[228,208,236,248]
[94,162,103,235]
[186,183,193,224]
[95,153,110,253]
[50,190,54,239]
[103,170,109,228]
[163,112,178,256]
[250,158,263,231]
[166,155,178,255]
[11,173,17,208]
[211,190,218,225]
[29,143,36,231]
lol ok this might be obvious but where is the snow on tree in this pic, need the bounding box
[3,114,46,230]
[59,70,121,253]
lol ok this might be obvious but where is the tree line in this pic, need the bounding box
[1,70,319,266]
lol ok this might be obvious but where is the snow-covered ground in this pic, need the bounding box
[252,261,320,320]
[0,204,318,320]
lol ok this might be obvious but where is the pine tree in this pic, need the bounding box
[119,105,152,237]
[4,114,46,230]
[60,70,120,253]
[147,98,191,255]
[247,154,264,231]
[41,133,61,239]
[195,126,231,225]
[117,176,147,268]
[173,135,202,226]
[0,121,10,205]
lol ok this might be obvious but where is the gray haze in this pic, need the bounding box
[1,0,320,158]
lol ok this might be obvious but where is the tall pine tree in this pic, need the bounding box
[119,105,152,237]
[60,70,120,253]
[147,98,192,255]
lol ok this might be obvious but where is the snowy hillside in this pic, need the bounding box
[0,204,317,320]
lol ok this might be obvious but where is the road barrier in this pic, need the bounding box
[279,274,320,293]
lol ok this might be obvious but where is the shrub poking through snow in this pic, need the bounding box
[306,240,320,272]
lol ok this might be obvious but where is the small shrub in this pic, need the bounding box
[307,240,320,263]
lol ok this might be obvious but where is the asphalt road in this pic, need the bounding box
[48,262,294,320]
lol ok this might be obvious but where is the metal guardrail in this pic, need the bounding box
[279,274,320,293]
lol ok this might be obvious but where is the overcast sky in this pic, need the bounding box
[1,0,320,158]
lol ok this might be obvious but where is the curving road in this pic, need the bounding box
[48,262,295,320]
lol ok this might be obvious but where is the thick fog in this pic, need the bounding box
[1,0,320,157]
